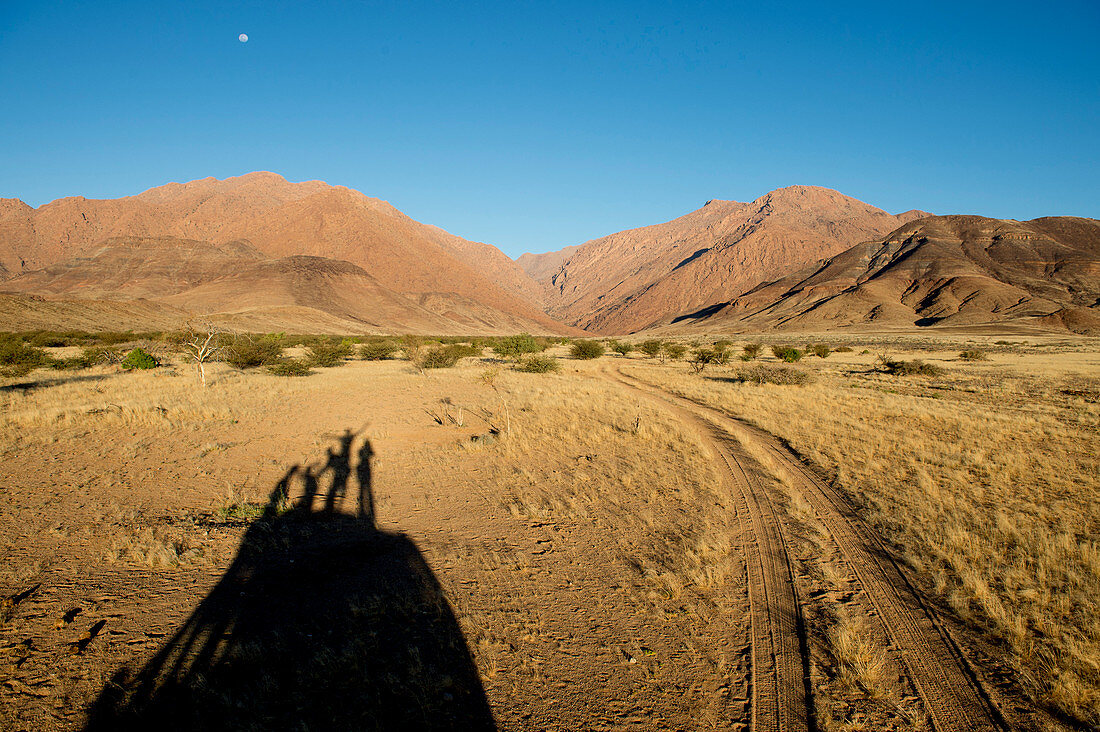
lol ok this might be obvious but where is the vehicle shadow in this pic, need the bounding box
[85,429,495,731]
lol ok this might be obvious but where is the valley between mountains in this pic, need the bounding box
[2,172,1097,337]
[1,173,1098,732]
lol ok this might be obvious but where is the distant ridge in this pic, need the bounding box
[0,173,572,335]
[519,186,929,334]
[656,215,1100,335]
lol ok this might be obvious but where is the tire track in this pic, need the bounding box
[612,366,1006,732]
[603,366,810,732]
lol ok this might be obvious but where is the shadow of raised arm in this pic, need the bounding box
[85,432,494,731]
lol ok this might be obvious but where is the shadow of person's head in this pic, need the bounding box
[85,433,494,731]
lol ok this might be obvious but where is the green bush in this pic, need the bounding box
[664,343,687,360]
[421,344,466,369]
[0,339,51,371]
[771,345,803,363]
[492,333,544,360]
[358,340,397,360]
[639,340,663,358]
[121,347,159,370]
[570,340,605,360]
[809,343,832,358]
[223,337,283,369]
[305,338,354,367]
[734,365,814,386]
[268,358,313,377]
[95,331,139,346]
[609,340,634,357]
[878,356,944,377]
[26,331,77,348]
[444,343,483,359]
[742,343,763,360]
[959,349,988,361]
[515,354,560,373]
[689,347,723,372]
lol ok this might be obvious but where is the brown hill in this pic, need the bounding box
[160,255,547,334]
[0,173,567,335]
[520,186,928,334]
[0,294,191,333]
[0,237,267,300]
[0,235,556,335]
[661,215,1100,335]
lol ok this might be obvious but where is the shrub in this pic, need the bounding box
[809,343,832,358]
[515,354,560,373]
[664,343,687,360]
[223,337,283,369]
[305,338,353,367]
[358,340,397,360]
[492,333,544,360]
[570,340,605,360]
[835,345,854,353]
[689,347,727,372]
[421,344,465,369]
[609,340,634,357]
[878,356,944,377]
[0,339,51,374]
[771,345,803,363]
[400,335,425,365]
[95,331,139,346]
[734,364,814,386]
[268,358,313,377]
[444,343,483,359]
[121,347,159,370]
[742,343,763,360]
[26,331,72,348]
[959,349,988,361]
[639,340,663,358]
[714,339,733,351]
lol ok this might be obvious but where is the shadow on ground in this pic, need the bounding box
[0,372,115,393]
[85,429,495,731]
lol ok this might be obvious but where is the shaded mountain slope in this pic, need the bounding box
[0,237,268,300]
[661,215,1100,334]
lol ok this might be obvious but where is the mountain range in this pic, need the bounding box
[2,173,1096,336]
[518,185,930,333]
[0,174,564,334]
[656,215,1100,335]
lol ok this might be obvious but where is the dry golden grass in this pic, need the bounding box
[0,357,436,446]
[828,608,888,699]
[624,347,1100,726]
[3,343,1094,728]
[467,370,736,601]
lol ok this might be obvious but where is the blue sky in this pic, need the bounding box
[2,1,1097,258]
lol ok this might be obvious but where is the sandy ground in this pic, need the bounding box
[1,343,1095,730]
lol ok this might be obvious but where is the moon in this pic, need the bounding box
[238,33,248,43]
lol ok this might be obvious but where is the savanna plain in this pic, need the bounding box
[1,332,1097,731]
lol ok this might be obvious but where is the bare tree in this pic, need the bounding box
[183,320,226,388]
[401,334,426,375]
[479,367,511,436]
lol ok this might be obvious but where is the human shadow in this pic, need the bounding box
[85,432,495,731]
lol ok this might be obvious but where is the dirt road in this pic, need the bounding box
[605,366,1006,732]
